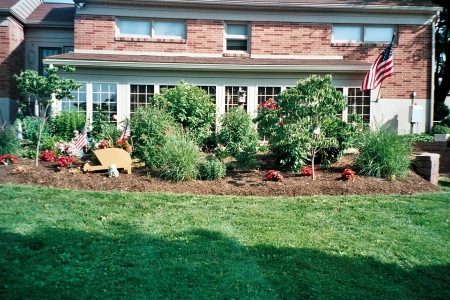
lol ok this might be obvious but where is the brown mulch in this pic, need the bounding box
[0,154,440,197]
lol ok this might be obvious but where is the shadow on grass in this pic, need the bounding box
[1,227,448,299]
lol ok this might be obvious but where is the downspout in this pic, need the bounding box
[430,17,437,132]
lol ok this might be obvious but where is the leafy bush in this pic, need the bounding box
[434,102,450,121]
[355,126,413,180]
[49,111,86,141]
[217,108,260,169]
[199,157,227,180]
[151,81,216,147]
[440,115,450,127]
[433,124,450,134]
[155,133,201,181]
[402,133,435,143]
[0,124,21,156]
[22,116,51,147]
[130,106,179,169]
[254,75,351,171]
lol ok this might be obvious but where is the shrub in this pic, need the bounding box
[22,116,51,148]
[433,102,450,121]
[155,133,201,182]
[199,157,227,180]
[254,75,351,171]
[402,133,435,143]
[0,154,18,165]
[49,111,86,141]
[341,168,356,181]
[265,170,284,181]
[39,150,58,162]
[56,156,78,168]
[130,106,179,169]
[151,81,216,147]
[355,126,413,180]
[433,124,450,134]
[217,108,260,169]
[0,124,21,156]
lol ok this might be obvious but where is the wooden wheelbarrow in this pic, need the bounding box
[83,148,132,174]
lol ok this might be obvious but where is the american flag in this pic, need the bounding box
[118,120,131,142]
[74,123,88,151]
[361,41,394,92]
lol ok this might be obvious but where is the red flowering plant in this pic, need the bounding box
[56,156,78,168]
[116,139,132,153]
[265,170,284,182]
[300,165,315,177]
[39,150,58,162]
[0,154,18,165]
[97,140,110,149]
[341,168,356,181]
[259,98,279,110]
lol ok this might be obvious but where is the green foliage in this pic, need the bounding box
[94,122,121,144]
[155,133,201,182]
[130,106,179,169]
[434,102,450,121]
[433,124,450,134]
[21,116,51,147]
[401,133,435,143]
[440,115,450,127]
[0,124,21,156]
[199,157,227,180]
[355,126,413,180]
[217,108,260,169]
[49,111,86,141]
[151,81,216,146]
[254,75,351,171]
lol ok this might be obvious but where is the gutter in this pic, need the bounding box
[43,58,370,73]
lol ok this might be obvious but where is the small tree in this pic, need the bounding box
[14,66,81,166]
[254,75,350,177]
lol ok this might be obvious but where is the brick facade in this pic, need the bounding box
[74,15,432,101]
[0,18,24,99]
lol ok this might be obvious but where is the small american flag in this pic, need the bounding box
[74,123,88,151]
[118,120,131,142]
[361,40,394,92]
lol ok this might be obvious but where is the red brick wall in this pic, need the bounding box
[74,15,432,100]
[0,18,24,99]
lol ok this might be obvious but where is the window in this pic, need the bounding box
[39,47,62,75]
[332,25,396,43]
[225,23,249,52]
[62,83,86,112]
[92,83,117,123]
[198,86,217,102]
[347,88,370,125]
[257,87,281,104]
[130,84,154,113]
[225,86,248,112]
[117,19,185,39]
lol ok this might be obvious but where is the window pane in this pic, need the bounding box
[227,24,248,35]
[365,26,395,43]
[119,20,150,36]
[333,25,363,42]
[154,21,185,38]
[227,40,248,51]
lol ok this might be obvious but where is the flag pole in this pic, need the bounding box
[376,82,382,102]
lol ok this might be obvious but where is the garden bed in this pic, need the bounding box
[0,154,440,197]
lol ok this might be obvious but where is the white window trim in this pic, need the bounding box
[224,22,250,53]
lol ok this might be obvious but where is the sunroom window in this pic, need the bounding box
[332,25,396,43]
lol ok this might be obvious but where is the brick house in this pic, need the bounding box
[3,0,442,134]
[0,0,74,122]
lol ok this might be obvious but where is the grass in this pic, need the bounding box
[1,184,449,299]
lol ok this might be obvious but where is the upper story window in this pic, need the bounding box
[332,25,396,43]
[225,23,250,52]
[117,19,186,39]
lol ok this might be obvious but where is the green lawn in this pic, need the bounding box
[1,184,449,299]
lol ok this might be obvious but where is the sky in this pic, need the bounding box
[44,0,75,3]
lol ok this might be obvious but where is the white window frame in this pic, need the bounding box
[332,24,397,44]
[335,87,371,126]
[224,22,250,53]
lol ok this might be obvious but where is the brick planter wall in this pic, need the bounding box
[413,142,450,174]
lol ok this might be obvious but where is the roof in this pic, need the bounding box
[0,0,21,9]
[26,3,74,25]
[44,53,371,73]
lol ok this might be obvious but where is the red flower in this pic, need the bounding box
[39,150,58,162]
[259,98,279,110]
[341,168,356,181]
[300,165,315,177]
[265,170,284,182]
[0,154,18,165]
[56,156,78,168]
